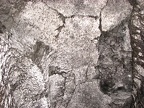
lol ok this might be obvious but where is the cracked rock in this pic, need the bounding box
[44,0,107,17]
[0,0,144,108]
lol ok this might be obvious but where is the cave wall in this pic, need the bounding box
[0,0,144,108]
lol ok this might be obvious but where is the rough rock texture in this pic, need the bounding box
[0,0,144,108]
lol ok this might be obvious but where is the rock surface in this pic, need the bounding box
[0,0,144,108]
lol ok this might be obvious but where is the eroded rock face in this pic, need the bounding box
[0,0,143,108]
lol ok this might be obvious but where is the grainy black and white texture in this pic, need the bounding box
[0,0,144,108]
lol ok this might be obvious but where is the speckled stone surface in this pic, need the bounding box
[0,0,144,108]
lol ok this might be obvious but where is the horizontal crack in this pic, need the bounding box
[44,4,100,38]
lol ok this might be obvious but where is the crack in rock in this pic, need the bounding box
[0,0,143,108]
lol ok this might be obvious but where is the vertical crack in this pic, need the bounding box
[53,10,66,38]
[96,0,108,78]
[44,4,67,38]
[44,4,74,38]
[99,0,108,33]
[128,0,138,91]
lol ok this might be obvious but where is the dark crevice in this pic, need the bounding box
[98,0,108,33]
[0,21,6,34]
[31,89,48,101]
[99,78,115,95]
[128,0,144,107]
[48,66,67,77]
[128,0,138,7]
[97,16,133,107]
